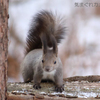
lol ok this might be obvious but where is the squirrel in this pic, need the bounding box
[21,11,66,92]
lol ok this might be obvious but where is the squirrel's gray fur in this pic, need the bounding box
[21,11,66,92]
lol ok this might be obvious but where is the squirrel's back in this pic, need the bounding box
[25,11,66,54]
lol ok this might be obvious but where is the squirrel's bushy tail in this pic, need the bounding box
[25,10,66,54]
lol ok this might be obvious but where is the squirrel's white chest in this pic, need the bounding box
[42,70,56,82]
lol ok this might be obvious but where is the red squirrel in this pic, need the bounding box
[21,11,66,92]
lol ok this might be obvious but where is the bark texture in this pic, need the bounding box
[0,0,9,99]
[7,76,100,100]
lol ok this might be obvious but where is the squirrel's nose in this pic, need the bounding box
[45,68,50,72]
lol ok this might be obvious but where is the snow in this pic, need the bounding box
[78,92,97,98]
[40,92,46,95]
[40,90,99,98]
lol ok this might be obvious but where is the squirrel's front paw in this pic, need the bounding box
[55,84,64,92]
[33,83,41,89]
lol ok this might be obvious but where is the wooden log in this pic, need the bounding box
[7,76,100,99]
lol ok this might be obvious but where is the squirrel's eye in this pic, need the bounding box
[42,60,44,63]
[54,61,56,64]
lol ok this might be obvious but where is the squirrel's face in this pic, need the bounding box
[42,50,58,72]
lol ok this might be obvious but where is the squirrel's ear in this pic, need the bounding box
[50,35,58,56]
[40,33,47,54]
[42,46,47,54]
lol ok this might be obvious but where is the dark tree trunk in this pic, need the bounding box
[0,0,9,99]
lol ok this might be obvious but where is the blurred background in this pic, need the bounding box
[8,0,100,82]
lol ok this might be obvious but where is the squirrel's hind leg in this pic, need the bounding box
[22,69,33,83]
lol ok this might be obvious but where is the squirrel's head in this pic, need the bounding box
[41,34,59,72]
[42,48,58,72]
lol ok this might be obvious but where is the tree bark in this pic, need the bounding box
[0,0,9,99]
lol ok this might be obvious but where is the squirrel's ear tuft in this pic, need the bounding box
[50,35,58,56]
[40,34,47,54]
